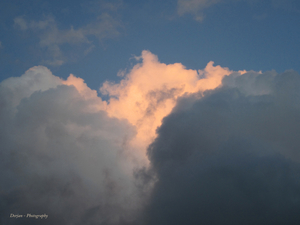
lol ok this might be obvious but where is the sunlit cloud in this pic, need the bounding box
[2,51,300,224]
[0,51,236,224]
[100,50,232,163]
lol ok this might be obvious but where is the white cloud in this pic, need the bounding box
[0,66,143,224]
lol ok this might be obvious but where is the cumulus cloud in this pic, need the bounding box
[143,68,300,224]
[13,13,121,66]
[0,66,143,225]
[100,50,232,163]
[0,51,237,224]
[2,51,300,224]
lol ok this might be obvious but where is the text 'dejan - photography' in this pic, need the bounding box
[10,213,48,219]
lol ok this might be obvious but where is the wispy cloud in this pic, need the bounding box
[14,9,122,66]
[177,0,224,21]
[177,0,300,22]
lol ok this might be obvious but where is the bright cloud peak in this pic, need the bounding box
[0,50,239,182]
[99,51,233,156]
[0,50,252,170]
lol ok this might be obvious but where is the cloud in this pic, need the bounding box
[142,68,300,224]
[13,13,121,66]
[2,51,300,224]
[0,51,238,224]
[100,50,232,163]
[0,66,144,225]
[177,0,223,21]
[14,16,29,30]
[177,0,300,21]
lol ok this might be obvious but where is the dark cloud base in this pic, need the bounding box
[143,70,300,225]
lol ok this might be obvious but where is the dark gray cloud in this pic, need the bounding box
[142,70,300,225]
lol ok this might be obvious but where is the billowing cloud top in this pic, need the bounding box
[1,51,300,224]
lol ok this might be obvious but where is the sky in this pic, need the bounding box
[1,0,300,89]
[1,0,300,224]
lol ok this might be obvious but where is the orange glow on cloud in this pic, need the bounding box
[100,51,233,164]
[62,74,107,112]
[62,51,244,165]
[62,74,98,99]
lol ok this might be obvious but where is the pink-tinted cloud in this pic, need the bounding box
[100,51,232,163]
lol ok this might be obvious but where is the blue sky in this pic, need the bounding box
[1,0,300,91]
[3,1,300,224]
